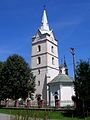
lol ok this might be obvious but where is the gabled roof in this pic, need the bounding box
[48,74,74,85]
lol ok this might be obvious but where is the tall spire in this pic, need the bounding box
[64,56,68,75]
[64,56,67,67]
[40,8,50,32]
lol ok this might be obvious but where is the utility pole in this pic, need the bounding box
[70,48,76,80]
[70,48,78,98]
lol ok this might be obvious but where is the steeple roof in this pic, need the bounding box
[64,56,67,67]
[39,9,51,34]
[48,74,73,85]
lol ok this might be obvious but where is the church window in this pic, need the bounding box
[60,69,62,73]
[38,81,40,86]
[37,45,41,52]
[51,46,54,53]
[54,92,58,100]
[51,37,53,41]
[37,57,41,64]
[52,57,54,65]
[38,69,40,74]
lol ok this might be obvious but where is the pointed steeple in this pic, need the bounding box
[64,56,68,75]
[64,56,67,67]
[40,8,50,33]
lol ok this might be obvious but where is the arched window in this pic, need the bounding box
[38,69,40,74]
[60,69,62,73]
[52,57,54,65]
[54,92,58,100]
[38,81,40,86]
[37,45,41,52]
[37,57,41,64]
[51,46,54,53]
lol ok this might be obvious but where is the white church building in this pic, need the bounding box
[31,9,75,107]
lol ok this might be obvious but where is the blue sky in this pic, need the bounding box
[0,0,90,76]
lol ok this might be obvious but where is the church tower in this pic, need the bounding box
[31,9,59,104]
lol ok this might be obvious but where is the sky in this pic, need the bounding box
[0,0,90,76]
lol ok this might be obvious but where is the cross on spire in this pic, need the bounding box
[43,5,46,10]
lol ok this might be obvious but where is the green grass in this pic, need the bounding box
[0,108,90,120]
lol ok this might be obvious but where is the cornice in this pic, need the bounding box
[31,52,58,59]
[32,38,58,46]
[31,66,59,71]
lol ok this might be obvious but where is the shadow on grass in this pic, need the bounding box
[62,110,75,117]
[62,109,90,119]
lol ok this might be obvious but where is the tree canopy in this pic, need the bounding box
[74,60,90,115]
[0,62,5,100]
[75,60,90,101]
[0,54,35,100]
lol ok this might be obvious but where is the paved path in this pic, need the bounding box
[0,113,55,120]
[0,113,10,120]
[0,114,45,120]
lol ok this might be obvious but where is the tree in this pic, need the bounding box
[0,62,5,103]
[74,60,90,116]
[1,54,35,101]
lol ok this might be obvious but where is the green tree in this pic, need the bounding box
[74,60,90,116]
[0,62,5,102]
[1,54,35,101]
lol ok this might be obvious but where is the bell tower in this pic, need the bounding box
[31,9,59,104]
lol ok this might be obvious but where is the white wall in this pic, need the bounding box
[32,41,46,56]
[31,30,59,104]
[47,67,59,83]
[31,54,47,69]
[60,86,74,106]
[32,68,47,99]
[46,40,58,54]
[49,84,75,107]
[49,84,60,106]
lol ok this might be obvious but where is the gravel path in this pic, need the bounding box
[0,114,44,120]
[0,113,55,120]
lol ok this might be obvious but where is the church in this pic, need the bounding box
[31,9,75,107]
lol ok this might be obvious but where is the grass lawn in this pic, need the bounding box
[0,108,90,120]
